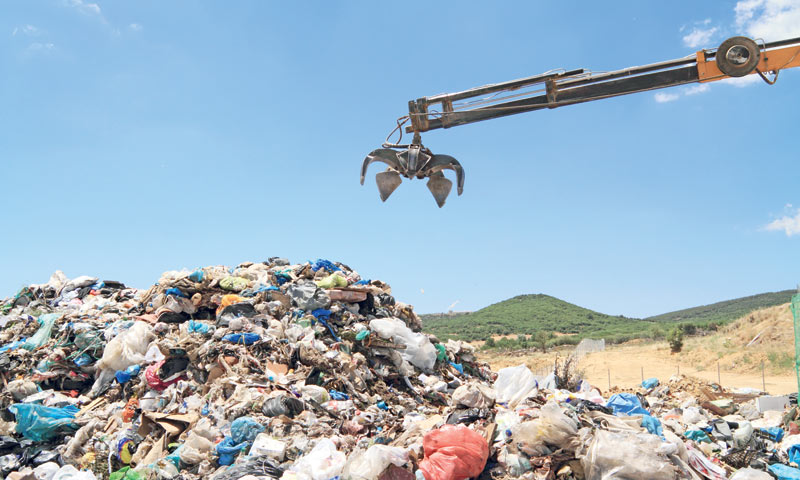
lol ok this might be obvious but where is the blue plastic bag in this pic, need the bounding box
[310,259,340,272]
[329,390,349,400]
[641,377,659,389]
[230,417,264,444]
[216,417,265,466]
[115,364,141,384]
[684,430,712,443]
[187,321,211,334]
[165,288,187,298]
[9,403,79,441]
[215,437,246,466]
[760,426,785,442]
[0,338,28,354]
[769,463,800,480]
[788,444,800,465]
[222,333,260,345]
[188,270,205,282]
[605,393,650,416]
[641,414,664,438]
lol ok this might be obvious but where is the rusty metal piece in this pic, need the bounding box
[329,289,368,303]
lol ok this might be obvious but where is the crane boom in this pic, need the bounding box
[360,35,800,207]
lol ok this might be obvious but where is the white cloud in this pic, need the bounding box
[12,24,40,36]
[735,0,800,41]
[27,42,55,52]
[720,74,762,87]
[654,92,680,103]
[684,84,711,95]
[765,208,800,236]
[128,23,142,32]
[683,26,719,48]
[64,0,106,23]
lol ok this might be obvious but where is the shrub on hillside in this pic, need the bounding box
[668,327,684,353]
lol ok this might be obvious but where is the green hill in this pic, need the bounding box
[644,290,796,324]
[422,290,795,348]
[422,294,655,346]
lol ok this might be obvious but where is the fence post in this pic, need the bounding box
[717,361,721,385]
[607,368,611,391]
[762,361,766,392]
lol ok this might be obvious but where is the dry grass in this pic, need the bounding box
[477,303,798,393]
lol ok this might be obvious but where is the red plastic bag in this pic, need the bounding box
[419,424,489,480]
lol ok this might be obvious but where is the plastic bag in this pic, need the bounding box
[222,332,260,345]
[215,417,265,466]
[605,393,650,416]
[315,274,347,289]
[493,365,537,407]
[180,432,214,465]
[96,321,154,373]
[34,462,61,480]
[8,379,38,401]
[302,385,330,403]
[210,455,283,480]
[231,416,265,444]
[452,383,495,409]
[731,468,774,480]
[262,396,305,418]
[22,313,61,350]
[369,318,436,371]
[641,414,664,438]
[641,377,659,389]
[287,282,331,311]
[220,276,249,291]
[580,429,675,480]
[288,438,346,480]
[419,425,488,480]
[51,465,99,480]
[682,406,706,424]
[733,421,753,448]
[343,445,408,480]
[9,403,79,442]
[513,401,578,450]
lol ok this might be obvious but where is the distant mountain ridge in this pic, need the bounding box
[421,290,795,346]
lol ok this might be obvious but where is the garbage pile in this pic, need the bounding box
[1,259,799,480]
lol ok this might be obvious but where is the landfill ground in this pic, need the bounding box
[481,342,798,395]
[1,261,800,480]
[480,303,799,395]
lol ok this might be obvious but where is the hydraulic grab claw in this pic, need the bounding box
[360,135,464,208]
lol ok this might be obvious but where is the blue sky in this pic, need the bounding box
[1,1,798,317]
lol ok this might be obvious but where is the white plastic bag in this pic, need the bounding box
[34,462,60,480]
[369,318,436,371]
[96,321,154,372]
[452,383,496,409]
[513,401,578,450]
[494,364,538,407]
[730,468,773,480]
[288,438,346,480]
[580,430,675,480]
[343,445,408,480]
[51,465,99,480]
[495,409,521,442]
[179,432,214,465]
